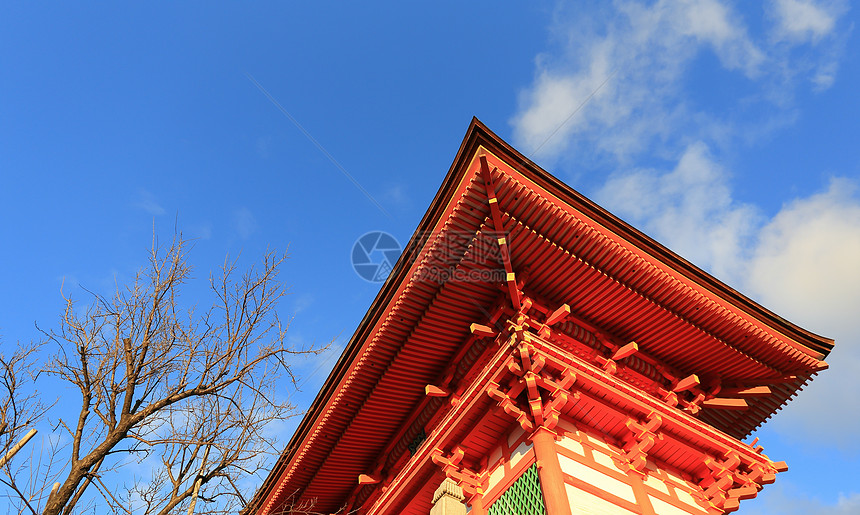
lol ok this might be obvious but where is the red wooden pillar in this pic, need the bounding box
[628,471,656,515]
[531,427,572,515]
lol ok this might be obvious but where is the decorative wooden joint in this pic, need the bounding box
[627,411,662,437]
[594,355,617,375]
[516,342,545,375]
[520,297,534,314]
[430,447,482,496]
[620,412,663,473]
[721,484,760,512]
[704,475,736,512]
[682,392,707,415]
[490,346,578,433]
[487,383,534,432]
[504,320,525,347]
[524,372,545,427]
[747,462,777,485]
[698,451,748,511]
[550,368,577,395]
[431,446,464,473]
[537,324,552,339]
[507,360,524,376]
[656,387,679,408]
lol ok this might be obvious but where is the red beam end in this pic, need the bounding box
[358,474,380,485]
[425,384,449,397]
[730,485,759,500]
[673,374,701,393]
[702,398,748,410]
[470,323,497,338]
[545,304,571,326]
[722,386,772,397]
[612,341,639,360]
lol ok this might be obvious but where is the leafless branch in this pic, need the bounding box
[0,234,328,514]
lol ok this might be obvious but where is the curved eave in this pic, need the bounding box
[245,118,833,515]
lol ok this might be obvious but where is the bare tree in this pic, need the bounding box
[0,235,324,514]
[1,341,55,513]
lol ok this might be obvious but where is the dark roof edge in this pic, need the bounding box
[243,117,491,514]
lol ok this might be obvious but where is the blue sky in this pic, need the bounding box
[1,1,858,513]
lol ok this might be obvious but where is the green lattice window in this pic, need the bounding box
[487,463,546,515]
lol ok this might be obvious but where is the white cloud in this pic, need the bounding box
[745,179,860,445]
[766,0,848,91]
[597,142,760,284]
[512,1,847,164]
[132,189,165,216]
[668,0,766,74]
[382,184,410,207]
[812,58,839,89]
[232,207,258,240]
[512,0,763,163]
[770,0,839,43]
[746,179,860,332]
[187,221,213,241]
[600,154,860,445]
[515,9,856,438]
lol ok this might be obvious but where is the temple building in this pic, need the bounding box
[244,119,833,515]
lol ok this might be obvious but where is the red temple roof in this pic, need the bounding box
[246,119,832,515]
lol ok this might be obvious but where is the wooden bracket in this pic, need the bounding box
[594,355,617,375]
[488,383,534,432]
[620,412,663,472]
[658,388,679,408]
[489,344,578,433]
[430,447,483,495]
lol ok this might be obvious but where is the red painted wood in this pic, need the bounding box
[532,428,572,515]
